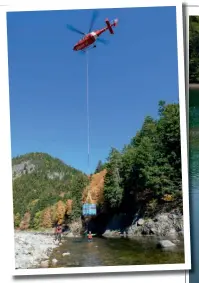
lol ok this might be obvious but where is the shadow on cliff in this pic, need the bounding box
[83,212,136,236]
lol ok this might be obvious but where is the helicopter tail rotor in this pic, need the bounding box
[105,18,118,34]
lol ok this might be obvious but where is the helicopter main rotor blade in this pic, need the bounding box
[96,37,109,45]
[66,24,85,35]
[88,10,99,33]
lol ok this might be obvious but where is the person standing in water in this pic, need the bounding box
[87,231,96,242]
[55,224,62,242]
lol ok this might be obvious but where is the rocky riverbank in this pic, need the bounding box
[103,212,183,239]
[128,212,183,237]
[15,231,59,269]
[14,212,184,269]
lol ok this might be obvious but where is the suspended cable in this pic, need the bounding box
[86,50,90,177]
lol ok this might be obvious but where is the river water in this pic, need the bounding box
[189,89,199,283]
[47,230,184,268]
[48,236,184,268]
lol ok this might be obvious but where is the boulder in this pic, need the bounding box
[66,232,74,238]
[128,212,183,239]
[103,230,120,238]
[62,252,70,256]
[52,258,58,265]
[157,240,176,249]
[168,228,177,237]
[141,219,155,235]
[137,219,145,226]
[40,260,49,268]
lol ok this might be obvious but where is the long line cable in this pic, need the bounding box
[86,50,90,177]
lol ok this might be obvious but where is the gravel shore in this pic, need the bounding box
[15,231,59,269]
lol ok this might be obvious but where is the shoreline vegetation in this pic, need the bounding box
[13,100,184,268]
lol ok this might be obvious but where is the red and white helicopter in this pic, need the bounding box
[67,11,118,52]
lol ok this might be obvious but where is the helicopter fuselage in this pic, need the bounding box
[73,28,107,51]
[73,18,118,51]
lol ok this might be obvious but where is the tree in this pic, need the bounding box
[95,160,103,173]
[14,213,21,228]
[104,148,123,209]
[156,102,181,191]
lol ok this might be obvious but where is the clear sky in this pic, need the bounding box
[7,6,179,174]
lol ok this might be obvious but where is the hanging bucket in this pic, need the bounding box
[82,203,96,216]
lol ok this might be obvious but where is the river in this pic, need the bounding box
[47,235,184,268]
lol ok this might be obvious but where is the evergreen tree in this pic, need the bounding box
[95,160,103,173]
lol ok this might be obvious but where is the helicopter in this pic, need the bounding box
[66,10,118,51]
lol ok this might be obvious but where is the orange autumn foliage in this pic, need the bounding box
[19,212,31,230]
[82,169,107,204]
[162,194,174,202]
[66,199,73,215]
[41,207,53,228]
[53,200,66,224]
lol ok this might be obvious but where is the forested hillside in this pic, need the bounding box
[13,101,182,231]
[102,100,182,218]
[13,153,88,229]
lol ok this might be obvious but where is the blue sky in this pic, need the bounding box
[7,6,179,174]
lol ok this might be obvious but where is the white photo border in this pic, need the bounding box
[0,0,191,277]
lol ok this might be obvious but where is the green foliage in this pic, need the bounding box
[68,175,89,223]
[189,16,199,83]
[14,212,21,228]
[33,211,42,230]
[146,198,158,216]
[95,160,105,173]
[12,152,88,227]
[104,101,182,215]
[104,148,123,209]
[68,199,82,222]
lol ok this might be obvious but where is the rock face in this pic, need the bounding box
[128,212,183,238]
[13,161,36,179]
[68,217,82,236]
[47,172,64,180]
[15,231,59,269]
